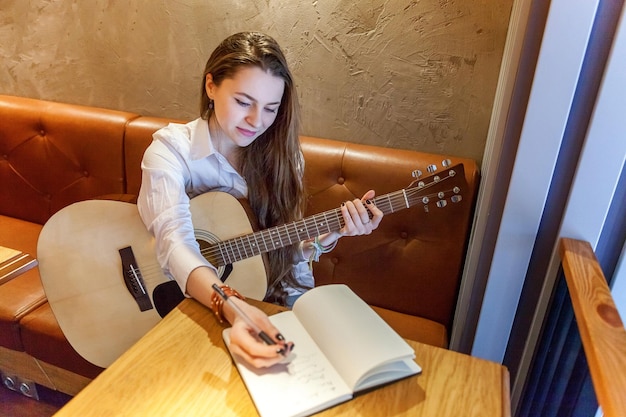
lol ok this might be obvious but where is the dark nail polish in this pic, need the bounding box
[366,199,372,204]
[276,333,285,341]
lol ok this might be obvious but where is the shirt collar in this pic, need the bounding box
[189,118,216,160]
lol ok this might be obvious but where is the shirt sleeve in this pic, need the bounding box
[137,130,216,295]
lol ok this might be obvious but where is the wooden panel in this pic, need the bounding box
[559,238,626,417]
[0,346,91,396]
[36,361,91,396]
[0,347,51,387]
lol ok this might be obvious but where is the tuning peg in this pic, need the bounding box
[451,195,462,203]
[427,164,437,173]
[411,169,423,178]
[436,200,447,208]
[442,159,452,168]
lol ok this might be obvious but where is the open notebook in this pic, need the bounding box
[0,246,37,285]
[223,284,421,417]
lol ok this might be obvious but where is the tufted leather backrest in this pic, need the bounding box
[0,96,480,334]
[300,136,479,329]
[0,95,138,224]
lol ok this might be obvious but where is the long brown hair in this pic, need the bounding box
[200,32,307,304]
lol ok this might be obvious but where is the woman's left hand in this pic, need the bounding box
[339,190,383,236]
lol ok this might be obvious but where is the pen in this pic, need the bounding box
[211,283,286,355]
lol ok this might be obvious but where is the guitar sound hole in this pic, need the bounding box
[197,238,219,265]
[196,237,232,281]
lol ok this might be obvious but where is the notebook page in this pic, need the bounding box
[224,311,352,417]
[292,284,418,391]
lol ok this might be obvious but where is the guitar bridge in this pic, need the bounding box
[119,246,153,312]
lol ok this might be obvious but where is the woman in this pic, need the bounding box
[138,32,383,368]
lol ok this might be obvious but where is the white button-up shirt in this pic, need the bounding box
[137,118,312,299]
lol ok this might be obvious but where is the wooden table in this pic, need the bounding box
[55,298,510,417]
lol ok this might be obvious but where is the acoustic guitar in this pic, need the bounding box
[37,162,467,367]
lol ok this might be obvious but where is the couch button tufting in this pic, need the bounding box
[84,171,89,177]
[400,232,408,239]
[331,257,339,264]
[40,130,45,136]
[337,177,345,185]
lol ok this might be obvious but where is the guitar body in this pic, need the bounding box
[38,163,466,368]
[38,192,267,368]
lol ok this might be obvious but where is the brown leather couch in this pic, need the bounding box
[0,95,479,397]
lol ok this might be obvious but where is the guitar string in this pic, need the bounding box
[199,183,457,264]
[198,180,459,266]
[129,172,460,288]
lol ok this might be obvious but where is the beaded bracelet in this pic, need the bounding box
[210,284,245,324]
[308,236,338,268]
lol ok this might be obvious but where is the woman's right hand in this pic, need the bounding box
[224,298,294,368]
[186,266,293,368]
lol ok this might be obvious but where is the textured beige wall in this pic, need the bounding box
[0,0,512,164]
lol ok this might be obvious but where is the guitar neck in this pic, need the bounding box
[205,164,464,267]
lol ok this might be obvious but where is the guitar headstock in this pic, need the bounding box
[406,160,466,213]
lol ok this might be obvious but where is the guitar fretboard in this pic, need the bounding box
[202,165,464,267]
